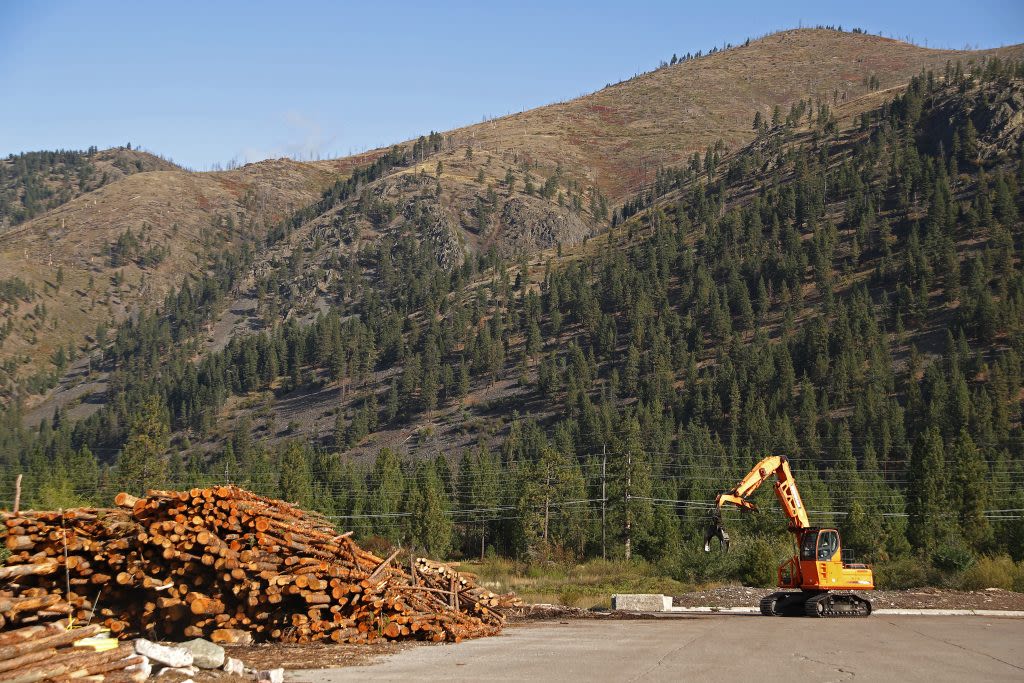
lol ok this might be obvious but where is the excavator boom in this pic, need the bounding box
[704,455,808,547]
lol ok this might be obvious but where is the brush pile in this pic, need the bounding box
[0,486,520,645]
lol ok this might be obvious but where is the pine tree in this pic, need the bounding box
[993,171,1019,226]
[827,422,861,512]
[421,352,440,415]
[369,448,405,542]
[468,445,500,558]
[607,417,653,560]
[906,427,949,554]
[385,379,399,423]
[117,395,170,495]
[279,441,313,508]
[412,461,453,557]
[951,430,992,552]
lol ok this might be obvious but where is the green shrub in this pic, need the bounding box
[931,539,975,573]
[737,537,777,587]
[668,543,739,585]
[958,555,1019,591]
[875,557,929,589]
[558,587,583,606]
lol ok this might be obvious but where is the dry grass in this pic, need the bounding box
[470,558,689,609]
[443,29,1024,200]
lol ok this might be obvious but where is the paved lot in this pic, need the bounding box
[287,614,1024,682]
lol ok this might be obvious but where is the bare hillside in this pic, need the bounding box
[446,29,1024,199]
[0,147,180,230]
[0,157,345,397]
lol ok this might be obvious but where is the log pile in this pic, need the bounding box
[0,586,145,683]
[0,486,520,645]
[0,620,147,682]
[412,558,523,615]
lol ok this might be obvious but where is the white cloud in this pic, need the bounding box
[236,111,339,164]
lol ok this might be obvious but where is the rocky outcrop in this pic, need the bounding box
[499,197,595,254]
[396,178,466,269]
[920,80,1024,163]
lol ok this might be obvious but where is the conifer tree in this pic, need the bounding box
[411,460,453,557]
[279,441,313,508]
[951,430,993,552]
[117,395,170,495]
[370,448,405,542]
[906,428,949,554]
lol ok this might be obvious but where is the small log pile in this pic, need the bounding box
[0,561,71,631]
[0,620,146,682]
[0,486,520,645]
[0,586,145,682]
[412,558,522,616]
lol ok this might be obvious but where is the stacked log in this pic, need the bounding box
[0,598,145,682]
[411,558,522,619]
[0,486,520,645]
[0,620,147,682]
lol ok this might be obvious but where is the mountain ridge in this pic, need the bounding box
[438,28,1024,199]
[0,28,1022,578]
[2,27,1023,404]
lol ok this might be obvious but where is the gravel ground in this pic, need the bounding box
[167,641,419,682]
[670,585,1024,610]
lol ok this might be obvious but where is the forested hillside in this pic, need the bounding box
[1,54,1022,589]
[0,146,178,229]
[4,29,1022,399]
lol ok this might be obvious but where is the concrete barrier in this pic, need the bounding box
[611,594,673,611]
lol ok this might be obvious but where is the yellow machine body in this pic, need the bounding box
[708,455,874,617]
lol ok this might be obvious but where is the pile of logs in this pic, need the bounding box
[0,486,520,645]
[0,621,146,682]
[413,558,522,613]
[0,569,145,683]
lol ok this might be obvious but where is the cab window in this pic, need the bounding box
[800,532,817,560]
[817,530,839,561]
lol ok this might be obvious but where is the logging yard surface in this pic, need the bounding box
[283,614,1024,682]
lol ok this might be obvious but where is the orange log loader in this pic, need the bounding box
[704,455,874,617]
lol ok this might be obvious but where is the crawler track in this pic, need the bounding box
[804,592,872,617]
[760,591,872,617]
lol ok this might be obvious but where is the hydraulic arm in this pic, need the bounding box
[703,455,807,551]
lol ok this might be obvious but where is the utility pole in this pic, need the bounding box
[601,446,607,561]
[624,449,632,561]
[542,464,550,547]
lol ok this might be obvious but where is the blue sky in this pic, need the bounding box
[1,0,1021,169]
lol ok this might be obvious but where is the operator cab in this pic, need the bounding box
[799,528,840,562]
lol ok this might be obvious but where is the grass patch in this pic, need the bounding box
[466,557,691,608]
[957,555,1024,592]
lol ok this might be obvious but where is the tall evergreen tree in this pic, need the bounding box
[951,430,993,552]
[278,441,313,508]
[906,428,949,554]
[116,395,170,495]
